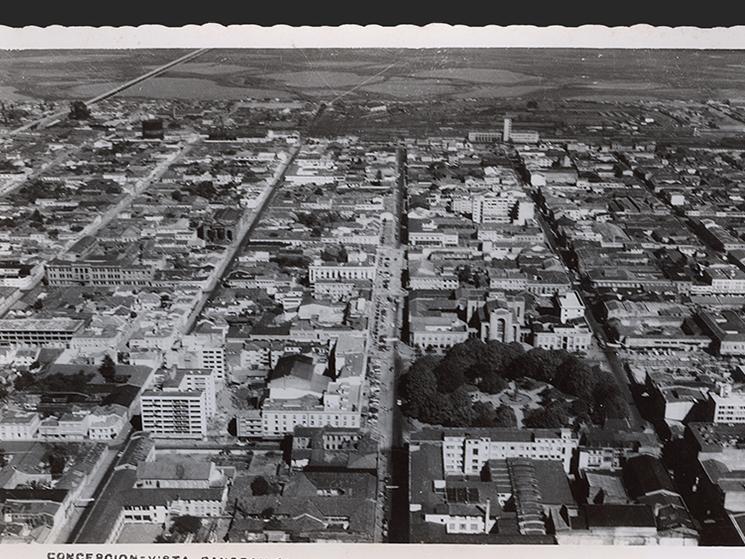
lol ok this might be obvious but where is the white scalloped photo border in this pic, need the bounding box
[0,24,745,49]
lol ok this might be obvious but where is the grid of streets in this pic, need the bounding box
[2,49,745,547]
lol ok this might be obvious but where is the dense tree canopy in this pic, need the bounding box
[400,338,625,429]
[524,401,572,428]
[472,401,518,428]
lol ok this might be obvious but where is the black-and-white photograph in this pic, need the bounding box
[0,23,745,552]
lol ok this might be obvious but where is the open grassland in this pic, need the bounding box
[2,48,745,102]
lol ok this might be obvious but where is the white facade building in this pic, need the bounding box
[442,428,578,474]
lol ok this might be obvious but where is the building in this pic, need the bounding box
[290,426,377,472]
[88,405,129,440]
[179,327,226,384]
[0,489,71,543]
[231,470,377,542]
[556,503,675,545]
[414,427,578,475]
[471,191,534,226]
[39,409,91,441]
[313,278,370,301]
[471,299,521,344]
[577,429,660,472]
[555,291,585,324]
[308,262,376,284]
[409,316,470,353]
[142,118,164,140]
[709,383,745,424]
[531,320,592,352]
[685,422,745,516]
[45,259,155,287]
[697,310,745,356]
[703,265,745,295]
[236,409,263,438]
[261,383,363,438]
[0,318,84,347]
[140,368,217,439]
[467,131,503,144]
[0,411,41,441]
[197,208,244,244]
[508,130,540,144]
[114,484,228,538]
[408,430,574,543]
[488,269,529,291]
[135,456,225,489]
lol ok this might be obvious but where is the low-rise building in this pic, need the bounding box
[0,318,84,348]
[261,382,362,438]
[530,319,592,352]
[577,429,661,472]
[0,411,41,441]
[697,310,745,356]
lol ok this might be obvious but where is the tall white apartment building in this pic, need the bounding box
[141,368,217,439]
[471,192,534,225]
[180,328,226,384]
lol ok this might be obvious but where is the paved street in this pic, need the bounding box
[68,430,139,543]
[366,148,407,542]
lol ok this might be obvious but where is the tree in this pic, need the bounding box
[172,515,202,535]
[472,401,497,427]
[592,372,626,423]
[553,354,596,401]
[43,445,69,477]
[400,356,439,419]
[510,348,566,382]
[478,372,508,394]
[171,190,184,202]
[523,401,571,428]
[0,447,7,467]
[261,506,275,519]
[437,366,466,394]
[0,385,8,400]
[99,355,116,382]
[251,476,270,496]
[438,387,474,427]
[471,403,517,428]
[493,405,518,427]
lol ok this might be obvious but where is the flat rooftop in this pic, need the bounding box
[0,317,85,332]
